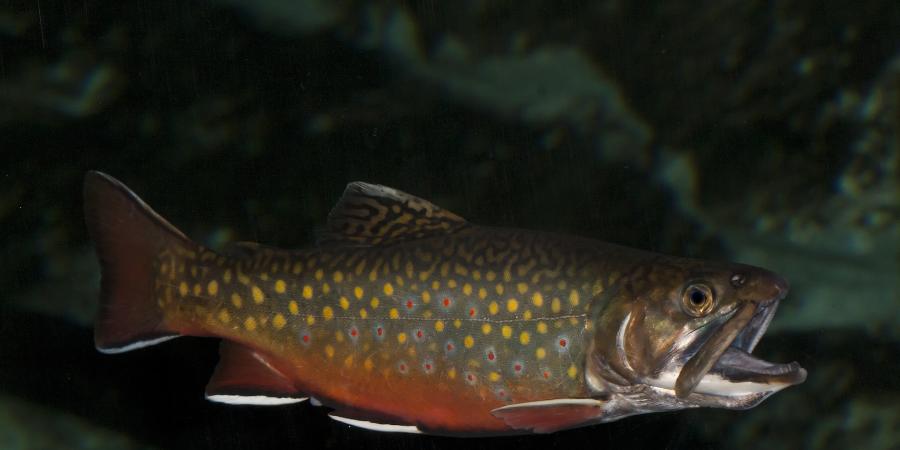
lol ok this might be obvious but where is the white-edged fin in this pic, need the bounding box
[491,398,607,433]
[310,397,322,406]
[96,335,179,354]
[206,394,308,406]
[328,414,423,434]
[493,398,605,411]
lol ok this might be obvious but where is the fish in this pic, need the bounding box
[83,171,806,436]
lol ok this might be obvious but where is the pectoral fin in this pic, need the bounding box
[491,398,607,433]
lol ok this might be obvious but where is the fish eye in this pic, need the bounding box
[682,283,715,317]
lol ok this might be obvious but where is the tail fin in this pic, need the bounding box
[84,171,193,353]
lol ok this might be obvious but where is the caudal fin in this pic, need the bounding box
[84,171,193,353]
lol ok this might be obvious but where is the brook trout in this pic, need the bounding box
[84,171,806,435]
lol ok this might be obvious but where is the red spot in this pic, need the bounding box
[543,371,550,379]
[376,327,384,336]
[406,299,414,309]
[416,329,424,339]
[559,338,568,348]
[487,351,495,361]
[468,308,476,317]
[399,363,407,372]
[350,328,358,337]
[443,297,451,307]
[424,363,432,371]
[497,390,506,397]
[514,364,522,372]
[446,343,455,351]
[302,335,310,343]
[467,374,475,381]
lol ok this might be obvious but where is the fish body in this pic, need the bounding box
[84,172,806,435]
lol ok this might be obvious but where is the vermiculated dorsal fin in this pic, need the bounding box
[320,182,468,247]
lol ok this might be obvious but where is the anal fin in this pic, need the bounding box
[490,398,607,433]
[205,341,306,405]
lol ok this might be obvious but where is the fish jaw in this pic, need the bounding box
[647,297,806,408]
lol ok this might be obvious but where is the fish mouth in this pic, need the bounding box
[674,299,807,400]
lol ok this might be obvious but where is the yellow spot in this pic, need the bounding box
[343,355,354,368]
[568,364,578,379]
[238,272,250,285]
[335,331,344,343]
[447,368,457,379]
[333,271,344,283]
[302,285,313,300]
[315,269,324,281]
[251,286,264,304]
[218,309,230,323]
[448,279,457,289]
[384,283,394,296]
[478,287,487,300]
[359,308,368,319]
[223,269,232,284]
[464,335,475,348]
[389,308,399,319]
[489,301,499,315]
[370,297,380,309]
[434,320,445,332]
[532,292,544,307]
[495,284,504,295]
[537,322,548,334]
[481,323,492,335]
[292,262,303,274]
[569,289,580,306]
[463,283,472,296]
[432,280,440,290]
[453,319,462,329]
[244,317,257,331]
[422,291,431,303]
[517,282,528,294]
[274,279,286,294]
[354,286,363,300]
[231,293,243,308]
[423,310,432,319]
[306,315,315,325]
[523,310,533,320]
[339,296,350,310]
[502,325,513,339]
[551,297,561,313]
[322,283,331,294]
[325,345,334,358]
[473,270,481,280]
[193,284,202,296]
[486,270,496,281]
[259,273,268,281]
[503,269,512,282]
[507,298,519,313]
[322,306,334,320]
[536,347,546,359]
[397,332,407,344]
[364,358,374,371]
[273,313,286,329]
[519,331,531,345]
[489,372,501,382]
[289,300,299,315]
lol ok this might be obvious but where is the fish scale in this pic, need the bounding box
[84,172,806,435]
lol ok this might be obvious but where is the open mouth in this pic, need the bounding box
[674,300,807,399]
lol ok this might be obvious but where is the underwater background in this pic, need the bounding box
[1,1,897,449]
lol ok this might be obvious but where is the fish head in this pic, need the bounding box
[587,257,806,414]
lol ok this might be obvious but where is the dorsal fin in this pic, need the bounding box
[319,182,468,247]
